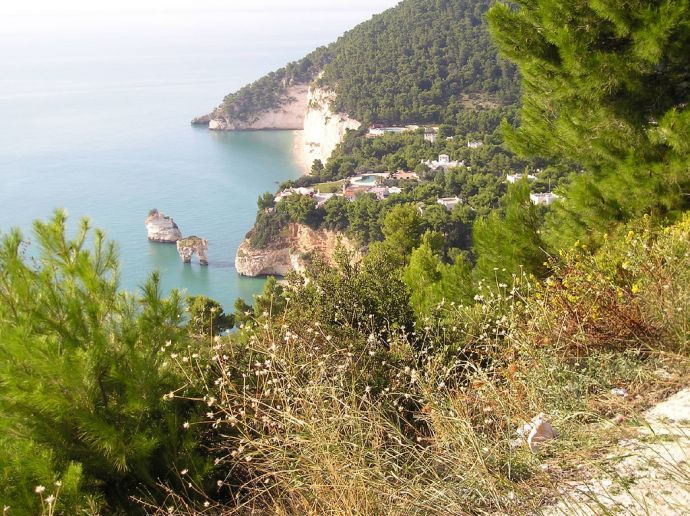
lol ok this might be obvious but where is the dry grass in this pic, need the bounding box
[148,215,690,515]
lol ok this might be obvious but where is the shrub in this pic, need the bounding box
[186,295,234,337]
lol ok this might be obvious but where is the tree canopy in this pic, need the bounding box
[488,0,690,247]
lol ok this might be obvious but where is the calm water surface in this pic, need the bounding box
[0,5,396,308]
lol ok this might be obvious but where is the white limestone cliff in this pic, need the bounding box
[302,85,361,168]
[193,79,359,170]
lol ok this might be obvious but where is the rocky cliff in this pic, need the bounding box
[303,85,361,167]
[235,223,358,277]
[195,85,310,131]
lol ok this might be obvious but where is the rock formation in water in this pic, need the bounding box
[145,209,182,243]
[235,223,358,277]
[177,236,209,266]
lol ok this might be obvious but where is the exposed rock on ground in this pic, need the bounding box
[145,209,182,243]
[235,223,358,277]
[177,236,208,266]
[545,388,690,515]
[527,414,556,453]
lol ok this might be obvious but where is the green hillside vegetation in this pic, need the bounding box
[248,112,569,254]
[214,0,519,125]
[3,1,690,514]
[320,0,519,124]
[218,47,331,123]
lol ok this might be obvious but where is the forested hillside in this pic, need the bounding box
[212,0,519,125]
[321,0,519,123]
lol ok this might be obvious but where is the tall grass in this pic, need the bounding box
[151,214,690,514]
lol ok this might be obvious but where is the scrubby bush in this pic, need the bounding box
[156,213,690,514]
[186,295,234,337]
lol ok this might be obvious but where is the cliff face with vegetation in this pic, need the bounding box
[201,85,310,131]
[235,223,358,277]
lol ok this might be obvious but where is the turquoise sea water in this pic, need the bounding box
[0,4,397,309]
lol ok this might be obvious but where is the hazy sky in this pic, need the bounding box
[0,1,401,36]
[1,0,401,16]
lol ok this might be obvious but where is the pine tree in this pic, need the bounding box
[381,204,423,264]
[403,232,475,317]
[0,212,204,510]
[472,180,547,284]
[488,0,690,246]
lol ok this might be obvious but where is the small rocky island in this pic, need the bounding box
[177,236,209,266]
[145,209,182,243]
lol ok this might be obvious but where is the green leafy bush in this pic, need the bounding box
[186,295,234,337]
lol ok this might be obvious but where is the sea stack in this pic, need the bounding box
[145,209,182,243]
[177,236,209,266]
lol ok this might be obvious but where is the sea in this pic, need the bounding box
[0,3,397,310]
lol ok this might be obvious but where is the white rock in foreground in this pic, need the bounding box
[145,209,182,243]
[544,388,690,515]
[527,413,556,452]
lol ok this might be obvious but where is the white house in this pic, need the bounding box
[274,187,315,203]
[367,126,413,137]
[314,192,336,207]
[467,140,483,149]
[507,173,538,184]
[530,192,560,206]
[437,196,462,211]
[369,187,391,200]
[424,128,437,143]
[421,154,464,171]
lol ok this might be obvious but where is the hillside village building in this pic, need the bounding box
[421,154,464,171]
[313,192,336,207]
[424,128,437,143]
[393,170,419,181]
[530,192,560,206]
[507,173,537,183]
[274,187,315,203]
[367,125,416,137]
[437,196,462,211]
